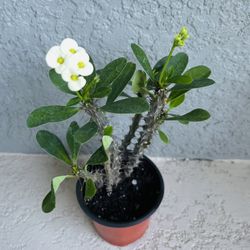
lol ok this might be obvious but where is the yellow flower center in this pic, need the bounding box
[77,61,85,69]
[71,74,78,81]
[69,48,77,54]
[57,57,64,64]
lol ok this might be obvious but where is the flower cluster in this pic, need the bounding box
[173,27,189,47]
[46,38,94,91]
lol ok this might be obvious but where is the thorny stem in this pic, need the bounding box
[120,114,142,152]
[82,101,119,193]
[133,89,166,156]
[84,102,107,135]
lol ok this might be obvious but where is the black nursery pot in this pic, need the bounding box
[76,155,164,246]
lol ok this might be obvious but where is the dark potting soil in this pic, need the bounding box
[83,158,163,223]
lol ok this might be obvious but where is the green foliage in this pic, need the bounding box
[102,135,113,150]
[97,58,127,88]
[167,53,189,78]
[131,43,154,80]
[157,52,189,87]
[153,56,168,72]
[66,122,81,161]
[66,97,81,106]
[184,65,211,80]
[168,75,192,84]
[132,70,147,94]
[49,69,76,95]
[91,87,111,98]
[168,90,188,101]
[169,94,185,109]
[106,62,136,104]
[167,109,210,122]
[36,130,72,165]
[154,53,188,78]
[101,97,149,114]
[74,121,98,144]
[84,178,97,200]
[171,78,215,91]
[27,106,79,128]
[158,130,169,144]
[42,175,74,213]
[103,125,113,136]
[86,146,108,165]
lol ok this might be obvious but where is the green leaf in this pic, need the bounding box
[158,130,169,144]
[101,97,149,114]
[102,135,113,150]
[153,56,168,71]
[131,43,154,80]
[169,94,185,109]
[27,106,80,128]
[66,97,81,106]
[154,53,188,77]
[42,175,74,213]
[49,69,76,95]
[74,121,98,144]
[178,120,189,125]
[36,130,72,165]
[103,125,113,136]
[132,70,147,94]
[107,62,136,104]
[171,78,215,91]
[168,53,189,78]
[91,87,111,98]
[184,65,211,80]
[84,178,97,200]
[86,146,108,165]
[98,58,127,88]
[167,109,210,122]
[168,90,188,101]
[66,122,81,161]
[168,75,192,84]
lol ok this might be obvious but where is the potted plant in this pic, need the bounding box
[27,27,214,246]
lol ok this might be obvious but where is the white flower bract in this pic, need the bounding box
[45,46,67,74]
[61,68,86,91]
[60,38,86,56]
[67,51,94,76]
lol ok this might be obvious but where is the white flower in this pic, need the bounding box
[45,46,67,74]
[61,68,86,91]
[60,38,86,56]
[67,50,94,76]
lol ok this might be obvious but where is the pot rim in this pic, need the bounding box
[76,155,164,228]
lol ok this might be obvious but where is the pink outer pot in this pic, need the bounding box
[93,218,150,246]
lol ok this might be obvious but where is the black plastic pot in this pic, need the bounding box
[76,155,164,246]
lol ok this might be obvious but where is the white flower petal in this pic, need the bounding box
[61,68,72,82]
[60,38,78,55]
[68,77,86,91]
[55,64,67,74]
[78,62,94,76]
[45,46,61,68]
[77,46,87,53]
[66,52,90,73]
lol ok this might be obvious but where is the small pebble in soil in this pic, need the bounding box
[132,179,137,185]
